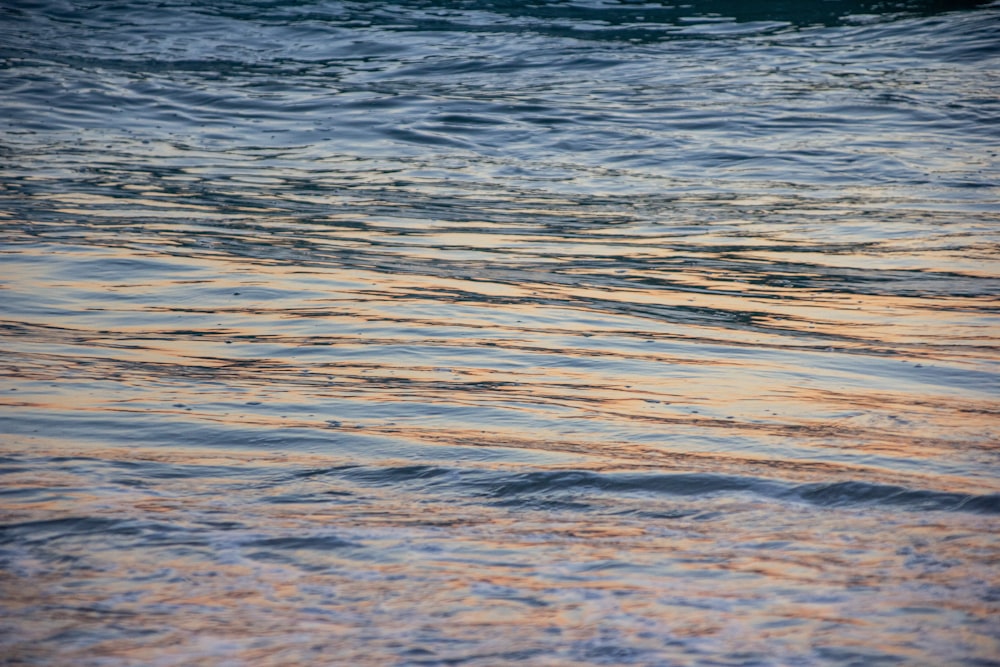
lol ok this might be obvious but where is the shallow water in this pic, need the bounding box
[1,0,999,664]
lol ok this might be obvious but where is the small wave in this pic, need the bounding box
[314,465,1000,515]
[243,535,359,551]
[0,517,123,542]
[487,471,1000,514]
[0,517,187,545]
[787,480,1000,512]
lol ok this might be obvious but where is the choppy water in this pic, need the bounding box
[2,0,999,664]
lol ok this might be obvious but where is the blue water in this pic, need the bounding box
[2,1,999,664]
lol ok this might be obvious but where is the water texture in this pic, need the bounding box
[1,0,999,664]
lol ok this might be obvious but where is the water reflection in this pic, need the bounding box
[3,221,996,486]
[2,0,999,663]
[2,441,997,664]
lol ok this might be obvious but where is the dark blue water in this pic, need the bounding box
[2,1,999,664]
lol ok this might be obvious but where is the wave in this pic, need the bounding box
[324,465,1000,514]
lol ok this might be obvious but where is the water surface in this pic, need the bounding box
[1,0,999,664]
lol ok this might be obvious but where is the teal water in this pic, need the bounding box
[1,1,999,664]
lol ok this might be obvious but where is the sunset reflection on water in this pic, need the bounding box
[2,435,997,664]
[2,0,1000,662]
[4,232,995,490]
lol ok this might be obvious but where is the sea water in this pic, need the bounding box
[1,0,999,664]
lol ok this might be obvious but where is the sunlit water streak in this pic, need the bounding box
[1,0,999,664]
